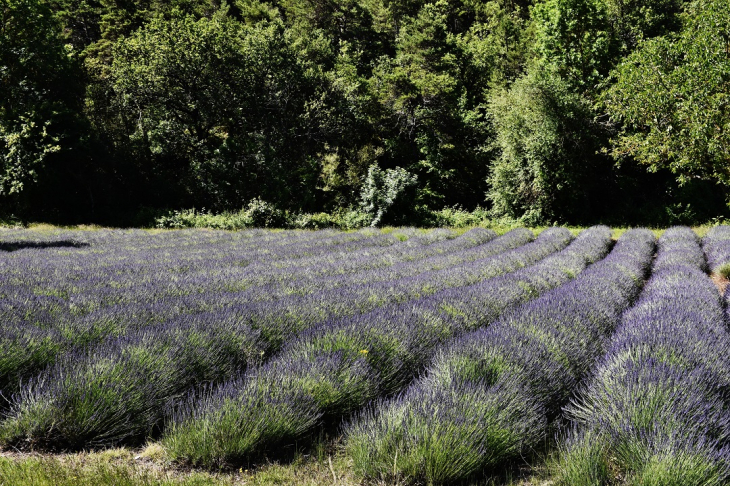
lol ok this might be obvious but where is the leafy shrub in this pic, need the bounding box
[244,198,286,228]
[154,208,248,230]
[429,206,491,228]
[557,228,730,485]
[155,199,285,230]
[152,204,511,231]
[154,202,374,230]
[487,69,601,225]
[360,165,418,227]
[287,210,370,230]
[345,227,652,483]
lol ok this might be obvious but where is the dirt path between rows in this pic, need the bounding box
[711,272,728,295]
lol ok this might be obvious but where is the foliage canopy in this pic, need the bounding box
[0,0,727,225]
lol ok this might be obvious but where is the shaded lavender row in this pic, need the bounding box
[0,227,407,303]
[24,228,537,347]
[242,227,460,276]
[49,227,496,312]
[0,227,417,357]
[0,228,473,328]
[0,228,439,395]
[342,228,655,484]
[0,227,458,335]
[75,227,516,311]
[556,227,730,486]
[158,226,612,468]
[0,227,402,322]
[163,228,567,351]
[0,229,531,398]
[0,226,385,266]
[703,225,730,273]
[233,227,496,295]
[0,229,568,450]
[0,228,375,285]
[154,227,459,294]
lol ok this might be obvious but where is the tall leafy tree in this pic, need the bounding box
[109,13,337,210]
[531,0,615,94]
[368,0,496,208]
[487,68,601,223]
[0,0,82,202]
[601,0,684,50]
[605,0,730,189]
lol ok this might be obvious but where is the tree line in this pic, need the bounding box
[1,0,728,226]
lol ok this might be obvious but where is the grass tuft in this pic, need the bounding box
[717,262,730,279]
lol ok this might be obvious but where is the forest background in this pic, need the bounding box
[1,0,729,228]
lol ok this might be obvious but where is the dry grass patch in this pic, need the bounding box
[0,445,554,485]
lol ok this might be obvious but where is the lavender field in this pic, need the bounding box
[1,225,730,485]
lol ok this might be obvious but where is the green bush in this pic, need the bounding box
[429,206,491,228]
[152,203,523,231]
[360,165,418,227]
[153,201,376,230]
[487,69,601,225]
[154,209,248,230]
[717,263,730,279]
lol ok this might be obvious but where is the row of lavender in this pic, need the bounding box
[159,226,613,467]
[0,227,443,308]
[0,227,413,331]
[0,228,476,374]
[2,228,421,396]
[7,227,525,319]
[0,227,581,450]
[0,226,509,335]
[342,227,655,483]
[553,228,730,484]
[704,224,730,273]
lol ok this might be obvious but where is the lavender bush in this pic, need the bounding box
[555,227,730,486]
[703,224,730,275]
[7,224,725,485]
[0,227,552,449]
[0,227,474,395]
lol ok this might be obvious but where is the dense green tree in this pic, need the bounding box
[483,0,614,224]
[530,0,684,94]
[0,0,83,202]
[487,69,602,223]
[367,0,496,208]
[109,13,341,210]
[531,0,615,93]
[485,0,690,224]
[1,0,723,224]
[601,0,684,50]
[51,0,103,53]
[604,0,730,190]
[462,0,532,87]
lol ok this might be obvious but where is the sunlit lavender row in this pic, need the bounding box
[704,225,730,274]
[160,226,611,467]
[0,228,563,402]
[343,227,655,483]
[0,226,565,450]
[555,227,730,485]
